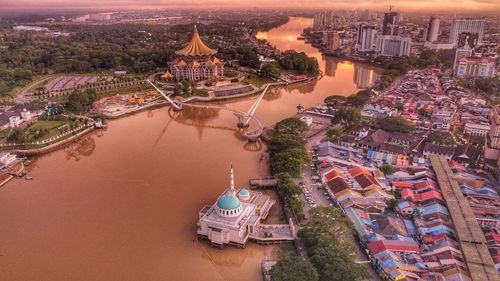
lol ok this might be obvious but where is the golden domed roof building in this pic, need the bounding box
[168,25,224,81]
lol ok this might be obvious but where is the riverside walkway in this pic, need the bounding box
[430,155,499,281]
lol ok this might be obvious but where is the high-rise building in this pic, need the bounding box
[360,9,370,21]
[374,35,411,57]
[382,12,400,36]
[449,18,485,45]
[326,31,341,52]
[356,24,377,52]
[313,12,334,30]
[423,16,440,42]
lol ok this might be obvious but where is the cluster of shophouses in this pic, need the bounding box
[344,69,489,169]
[317,142,500,280]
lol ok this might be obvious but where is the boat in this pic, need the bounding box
[25,176,33,180]
[297,36,305,40]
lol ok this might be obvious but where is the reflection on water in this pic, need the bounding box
[257,17,382,97]
[65,136,96,161]
[0,17,382,281]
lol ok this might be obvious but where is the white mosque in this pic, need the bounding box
[197,166,296,248]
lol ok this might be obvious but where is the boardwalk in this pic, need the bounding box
[430,155,499,281]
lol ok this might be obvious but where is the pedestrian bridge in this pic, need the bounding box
[148,80,278,142]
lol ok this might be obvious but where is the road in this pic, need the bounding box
[296,161,382,281]
[15,75,55,104]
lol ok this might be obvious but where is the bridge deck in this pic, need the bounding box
[430,155,499,281]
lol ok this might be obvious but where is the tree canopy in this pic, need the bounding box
[298,207,367,281]
[274,118,308,135]
[270,256,319,281]
[331,108,361,130]
[375,116,414,133]
[278,50,319,76]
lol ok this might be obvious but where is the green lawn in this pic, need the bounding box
[243,75,274,88]
[30,120,68,139]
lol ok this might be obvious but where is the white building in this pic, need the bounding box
[464,122,490,137]
[0,152,17,167]
[89,14,112,21]
[197,167,295,248]
[424,42,455,50]
[375,35,411,57]
[300,116,313,126]
[13,25,49,32]
[449,18,485,45]
[356,24,377,52]
[455,55,496,78]
[9,116,21,128]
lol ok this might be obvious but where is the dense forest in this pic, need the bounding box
[0,15,288,97]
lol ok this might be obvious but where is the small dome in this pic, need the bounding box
[217,194,241,210]
[239,189,250,196]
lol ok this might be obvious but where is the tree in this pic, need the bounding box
[269,147,308,177]
[277,172,302,197]
[427,131,455,145]
[324,95,346,106]
[298,207,367,281]
[261,62,280,77]
[347,90,372,107]
[270,256,319,281]
[418,107,430,118]
[274,118,308,136]
[268,133,306,154]
[331,108,361,130]
[380,163,395,175]
[376,116,414,133]
[326,128,342,143]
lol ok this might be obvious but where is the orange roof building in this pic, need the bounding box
[169,25,224,81]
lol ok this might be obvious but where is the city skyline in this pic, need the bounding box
[1,0,500,14]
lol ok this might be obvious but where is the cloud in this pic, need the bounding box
[2,0,499,12]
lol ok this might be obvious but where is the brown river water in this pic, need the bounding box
[0,17,380,281]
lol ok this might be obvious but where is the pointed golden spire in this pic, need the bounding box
[175,24,217,56]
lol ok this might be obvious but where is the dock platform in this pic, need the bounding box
[249,177,278,189]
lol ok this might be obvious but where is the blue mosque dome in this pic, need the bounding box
[239,189,250,197]
[217,194,241,210]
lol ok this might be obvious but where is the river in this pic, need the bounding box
[0,17,381,281]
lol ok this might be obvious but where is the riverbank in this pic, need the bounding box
[12,126,96,156]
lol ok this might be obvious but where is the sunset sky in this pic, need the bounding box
[2,0,500,13]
